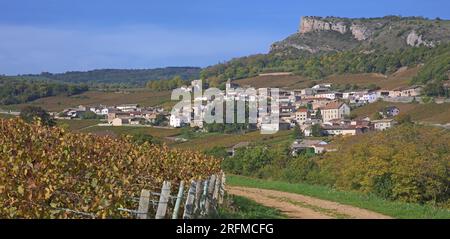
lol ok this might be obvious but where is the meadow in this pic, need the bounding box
[227,175,450,219]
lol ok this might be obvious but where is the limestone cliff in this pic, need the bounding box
[298,16,372,41]
[271,16,450,55]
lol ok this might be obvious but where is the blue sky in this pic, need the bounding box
[0,0,449,75]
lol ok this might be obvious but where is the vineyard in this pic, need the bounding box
[0,118,221,218]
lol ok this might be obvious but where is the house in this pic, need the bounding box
[279,121,291,131]
[320,102,351,122]
[315,92,342,100]
[362,92,379,103]
[112,118,128,126]
[372,119,396,131]
[291,139,328,155]
[322,125,364,136]
[107,111,130,123]
[116,104,139,112]
[381,106,400,117]
[169,114,190,128]
[295,108,309,125]
[310,98,331,110]
[389,86,422,97]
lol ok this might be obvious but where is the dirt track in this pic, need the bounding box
[228,186,392,219]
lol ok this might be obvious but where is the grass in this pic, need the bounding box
[171,130,293,151]
[1,89,172,112]
[80,125,182,139]
[227,175,450,219]
[216,195,286,219]
[57,119,102,131]
[353,101,450,124]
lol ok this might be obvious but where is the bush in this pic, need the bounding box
[20,106,56,127]
[319,125,450,204]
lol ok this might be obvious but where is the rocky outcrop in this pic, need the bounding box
[300,17,347,34]
[350,24,371,41]
[299,16,372,41]
[406,30,434,47]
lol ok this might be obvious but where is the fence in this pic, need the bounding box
[118,172,226,219]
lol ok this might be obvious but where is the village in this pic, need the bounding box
[54,78,425,156]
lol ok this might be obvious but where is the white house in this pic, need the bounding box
[372,119,396,131]
[295,108,309,125]
[320,102,351,122]
[170,114,190,128]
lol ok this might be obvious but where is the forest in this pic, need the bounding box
[0,77,88,105]
[15,67,201,87]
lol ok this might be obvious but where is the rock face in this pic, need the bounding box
[299,16,371,41]
[406,30,434,47]
[300,17,347,34]
[271,16,449,55]
[350,24,371,41]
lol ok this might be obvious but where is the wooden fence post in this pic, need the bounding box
[194,180,202,215]
[212,174,221,204]
[219,172,226,204]
[200,179,209,216]
[204,175,216,215]
[172,181,185,219]
[137,189,150,219]
[182,181,197,219]
[155,181,171,219]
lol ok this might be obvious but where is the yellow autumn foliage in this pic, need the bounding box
[0,118,221,218]
[319,124,450,205]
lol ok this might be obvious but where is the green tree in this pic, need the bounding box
[293,124,304,139]
[311,124,323,137]
[20,106,56,127]
[130,132,160,145]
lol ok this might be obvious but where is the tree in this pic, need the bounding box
[152,114,167,126]
[315,109,322,120]
[20,106,56,127]
[80,111,102,120]
[311,124,323,137]
[293,124,304,139]
[130,132,160,145]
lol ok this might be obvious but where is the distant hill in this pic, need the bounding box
[12,67,202,86]
[201,16,450,89]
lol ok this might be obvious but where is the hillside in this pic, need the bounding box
[234,66,420,90]
[202,16,450,89]
[272,16,450,54]
[11,67,201,86]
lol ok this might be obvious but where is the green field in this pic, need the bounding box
[227,175,450,219]
[216,195,286,219]
[57,119,102,131]
[80,125,182,139]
